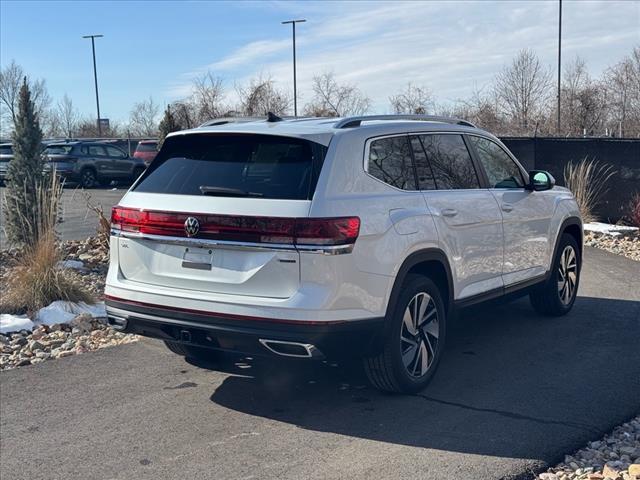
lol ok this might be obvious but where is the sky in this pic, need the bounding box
[1,0,638,125]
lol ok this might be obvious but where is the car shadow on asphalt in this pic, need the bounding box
[191,295,640,459]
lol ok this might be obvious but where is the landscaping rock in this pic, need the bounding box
[0,320,137,371]
[585,231,640,262]
[538,417,640,480]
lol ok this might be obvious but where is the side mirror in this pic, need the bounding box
[527,170,555,191]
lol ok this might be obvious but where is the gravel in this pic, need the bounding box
[584,231,640,262]
[0,320,137,370]
[537,416,640,480]
[0,236,138,371]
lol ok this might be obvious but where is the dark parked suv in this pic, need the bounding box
[0,143,13,183]
[44,141,147,188]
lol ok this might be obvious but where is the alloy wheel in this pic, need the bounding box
[557,245,578,305]
[82,170,96,188]
[400,292,439,378]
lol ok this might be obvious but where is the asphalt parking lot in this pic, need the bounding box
[1,247,639,480]
[0,186,127,247]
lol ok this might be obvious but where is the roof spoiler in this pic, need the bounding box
[198,117,266,127]
[334,115,477,129]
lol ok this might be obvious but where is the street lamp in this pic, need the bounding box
[282,19,306,117]
[557,0,562,134]
[82,34,104,136]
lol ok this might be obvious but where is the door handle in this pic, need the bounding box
[441,208,458,217]
[502,203,514,213]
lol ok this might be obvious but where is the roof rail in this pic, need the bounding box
[334,115,476,129]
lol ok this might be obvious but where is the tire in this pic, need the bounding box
[363,274,447,393]
[80,168,98,189]
[530,233,581,316]
[163,340,217,361]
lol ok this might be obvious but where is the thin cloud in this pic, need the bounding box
[166,0,640,112]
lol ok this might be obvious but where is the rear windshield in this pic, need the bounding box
[44,145,74,155]
[136,142,157,152]
[134,134,327,200]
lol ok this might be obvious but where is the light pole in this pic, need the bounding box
[82,34,104,136]
[557,0,562,134]
[282,19,306,117]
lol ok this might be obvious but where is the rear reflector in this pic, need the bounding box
[111,207,360,247]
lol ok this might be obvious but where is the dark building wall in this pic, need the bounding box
[500,137,640,221]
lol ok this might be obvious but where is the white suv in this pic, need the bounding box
[105,114,582,393]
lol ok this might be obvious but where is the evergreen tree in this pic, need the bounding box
[3,78,45,247]
[157,105,182,148]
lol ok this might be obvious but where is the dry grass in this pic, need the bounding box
[563,158,616,223]
[82,190,111,251]
[0,173,94,315]
[629,193,640,228]
[0,232,95,315]
[2,171,64,249]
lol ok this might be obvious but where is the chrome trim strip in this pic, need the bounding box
[258,339,322,358]
[111,230,353,255]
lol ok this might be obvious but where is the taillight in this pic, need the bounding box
[110,206,360,247]
[294,217,360,246]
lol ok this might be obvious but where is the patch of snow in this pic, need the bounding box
[35,301,107,326]
[584,222,639,237]
[57,260,85,270]
[0,314,34,334]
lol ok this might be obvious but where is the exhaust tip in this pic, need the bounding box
[107,315,128,331]
[259,339,323,359]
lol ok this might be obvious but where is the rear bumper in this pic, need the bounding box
[105,297,384,359]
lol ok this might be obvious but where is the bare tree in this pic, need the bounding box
[557,57,607,136]
[0,60,52,136]
[603,46,640,137]
[192,71,227,123]
[236,75,290,116]
[449,86,505,133]
[389,83,434,114]
[76,117,121,138]
[129,97,160,137]
[494,49,553,134]
[171,101,198,129]
[55,94,79,138]
[303,72,371,117]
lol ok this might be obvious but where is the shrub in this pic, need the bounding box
[563,158,616,224]
[2,78,45,248]
[158,104,182,148]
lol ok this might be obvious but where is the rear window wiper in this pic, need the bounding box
[199,185,264,197]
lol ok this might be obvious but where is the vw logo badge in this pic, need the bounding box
[184,217,200,237]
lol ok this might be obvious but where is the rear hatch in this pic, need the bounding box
[0,145,13,175]
[113,132,328,299]
[42,144,77,169]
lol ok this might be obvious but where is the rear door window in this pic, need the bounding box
[417,134,480,190]
[88,145,107,157]
[134,134,326,200]
[409,136,437,190]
